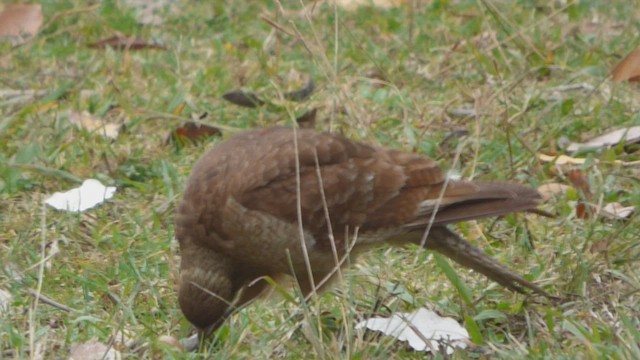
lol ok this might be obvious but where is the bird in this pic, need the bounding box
[175,126,550,333]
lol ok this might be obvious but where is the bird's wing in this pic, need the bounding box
[234,127,427,251]
[192,127,540,252]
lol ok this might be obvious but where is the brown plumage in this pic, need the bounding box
[176,126,549,331]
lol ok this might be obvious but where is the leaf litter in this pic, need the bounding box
[0,4,43,45]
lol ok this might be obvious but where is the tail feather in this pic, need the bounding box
[430,197,540,225]
[424,227,551,297]
[407,181,542,228]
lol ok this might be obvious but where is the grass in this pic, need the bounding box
[1,0,639,358]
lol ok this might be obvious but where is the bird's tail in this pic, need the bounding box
[424,227,551,298]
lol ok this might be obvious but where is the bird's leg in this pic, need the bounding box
[422,227,552,298]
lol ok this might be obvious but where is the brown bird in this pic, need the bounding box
[175,126,549,332]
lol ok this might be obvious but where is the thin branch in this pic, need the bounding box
[26,289,75,313]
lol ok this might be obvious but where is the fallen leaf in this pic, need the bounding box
[547,83,595,93]
[0,4,43,45]
[589,239,609,254]
[173,102,186,115]
[601,202,634,220]
[329,0,405,10]
[537,183,573,201]
[296,108,317,128]
[356,308,469,354]
[537,153,640,167]
[612,47,640,82]
[222,91,265,108]
[44,179,116,212]
[69,110,121,139]
[567,126,640,153]
[170,121,221,145]
[575,202,590,219]
[158,335,184,351]
[69,339,122,360]
[440,129,470,147]
[365,68,388,85]
[222,75,313,109]
[538,153,589,165]
[283,79,315,102]
[575,202,634,221]
[89,35,166,50]
[447,109,478,118]
[566,169,592,199]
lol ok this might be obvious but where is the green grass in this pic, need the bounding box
[1,0,639,358]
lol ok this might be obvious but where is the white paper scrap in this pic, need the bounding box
[45,179,116,212]
[356,308,469,354]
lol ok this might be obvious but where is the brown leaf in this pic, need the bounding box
[170,122,221,145]
[576,201,634,221]
[0,4,43,45]
[567,126,640,153]
[365,68,388,84]
[69,110,122,139]
[89,35,166,50]
[575,202,590,219]
[589,239,609,254]
[566,169,592,199]
[612,47,640,82]
[284,79,315,102]
[222,91,265,108]
[296,108,317,128]
[440,129,470,147]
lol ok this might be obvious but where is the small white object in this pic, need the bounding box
[356,308,469,354]
[446,170,462,181]
[44,179,116,212]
